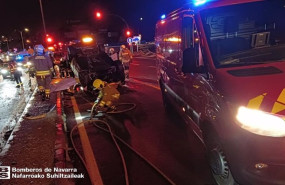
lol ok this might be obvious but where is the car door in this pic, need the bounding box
[177,16,211,138]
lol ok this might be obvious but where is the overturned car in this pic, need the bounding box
[70,47,125,94]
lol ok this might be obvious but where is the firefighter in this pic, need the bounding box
[109,47,119,61]
[10,61,23,88]
[119,45,132,79]
[27,46,34,56]
[26,62,36,91]
[29,45,54,100]
[91,79,120,117]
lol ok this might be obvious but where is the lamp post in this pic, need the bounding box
[19,28,29,50]
[2,36,9,51]
[139,17,143,35]
[39,0,47,35]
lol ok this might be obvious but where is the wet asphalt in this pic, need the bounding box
[64,55,216,185]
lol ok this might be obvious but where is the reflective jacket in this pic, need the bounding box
[29,55,53,76]
[119,48,132,63]
[96,83,120,107]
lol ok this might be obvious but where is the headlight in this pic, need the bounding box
[27,62,32,66]
[236,106,285,137]
[1,69,8,74]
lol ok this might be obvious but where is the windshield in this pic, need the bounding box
[200,0,285,68]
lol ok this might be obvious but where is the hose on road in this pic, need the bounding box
[70,120,177,185]
[70,120,130,185]
[23,105,56,120]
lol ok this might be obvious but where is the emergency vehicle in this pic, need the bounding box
[155,0,285,185]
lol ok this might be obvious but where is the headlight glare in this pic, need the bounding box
[236,106,285,137]
[1,69,8,74]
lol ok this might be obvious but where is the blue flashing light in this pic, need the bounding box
[194,0,207,6]
[16,55,23,60]
[161,14,166,20]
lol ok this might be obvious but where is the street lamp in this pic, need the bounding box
[19,28,29,50]
[139,17,143,35]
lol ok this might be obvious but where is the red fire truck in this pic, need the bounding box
[156,0,285,184]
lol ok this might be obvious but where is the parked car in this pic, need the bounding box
[0,62,13,79]
[156,1,285,185]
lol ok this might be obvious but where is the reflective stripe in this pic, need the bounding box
[36,70,50,73]
[36,70,50,76]
[272,89,285,114]
[247,93,267,109]
[277,89,285,104]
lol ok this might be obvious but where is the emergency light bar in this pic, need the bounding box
[194,0,207,6]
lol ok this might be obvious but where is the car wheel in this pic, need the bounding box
[209,146,236,185]
[202,124,237,185]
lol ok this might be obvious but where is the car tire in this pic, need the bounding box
[209,146,236,185]
[202,123,237,185]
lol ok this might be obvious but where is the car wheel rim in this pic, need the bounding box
[210,147,230,179]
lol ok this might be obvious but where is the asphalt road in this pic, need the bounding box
[0,70,35,150]
[64,54,216,185]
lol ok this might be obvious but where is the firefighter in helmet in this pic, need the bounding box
[29,45,54,100]
[119,45,132,79]
[91,79,120,116]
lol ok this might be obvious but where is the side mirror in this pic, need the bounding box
[182,47,198,73]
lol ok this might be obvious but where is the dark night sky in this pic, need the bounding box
[0,0,187,41]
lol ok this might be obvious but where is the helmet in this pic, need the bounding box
[121,45,126,49]
[34,45,45,55]
[93,79,104,89]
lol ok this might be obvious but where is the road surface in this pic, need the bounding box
[63,54,216,185]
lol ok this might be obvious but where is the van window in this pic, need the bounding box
[181,16,201,72]
[201,0,285,68]
[162,17,181,62]
[182,17,194,50]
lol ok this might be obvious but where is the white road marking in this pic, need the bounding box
[71,96,104,185]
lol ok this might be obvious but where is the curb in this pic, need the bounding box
[54,92,66,169]
[54,92,75,185]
